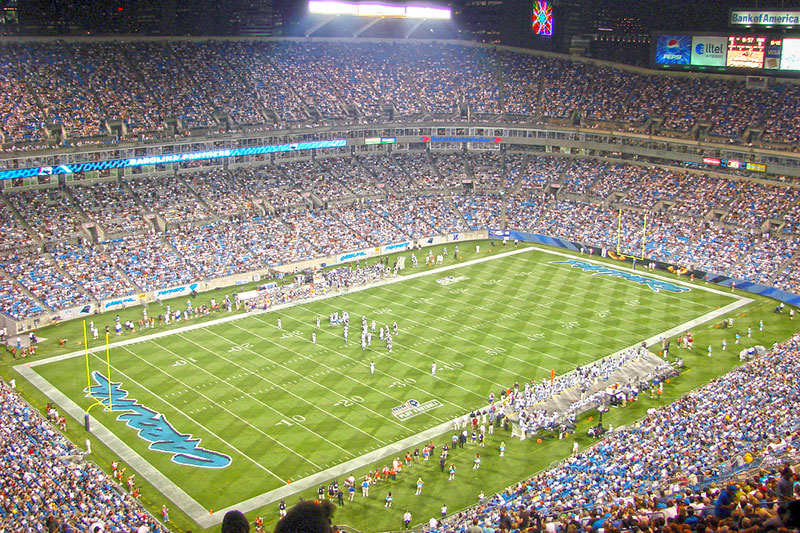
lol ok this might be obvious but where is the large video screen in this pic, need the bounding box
[726,36,766,68]
[781,38,800,71]
[655,35,691,65]
[531,1,553,36]
[691,36,727,66]
[654,31,800,73]
[764,39,783,69]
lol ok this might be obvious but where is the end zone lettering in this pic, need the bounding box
[550,259,690,293]
[86,371,232,468]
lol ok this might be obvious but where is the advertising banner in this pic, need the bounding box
[103,294,141,310]
[154,282,199,300]
[691,36,727,66]
[656,35,691,65]
[337,247,373,264]
[730,10,800,26]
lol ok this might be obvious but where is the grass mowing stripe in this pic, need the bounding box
[517,252,725,308]
[374,274,631,353]
[198,324,420,432]
[474,263,695,328]
[416,263,709,338]
[101,345,292,483]
[127,336,346,471]
[387,262,722,356]
[249,311,477,413]
[331,290,554,372]
[502,254,707,314]
[230,316,448,426]
[527,263,712,313]
[181,330,383,449]
[355,285,622,364]
[303,294,514,390]
[121,343,322,471]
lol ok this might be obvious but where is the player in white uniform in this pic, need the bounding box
[369,361,375,375]
[431,362,437,375]
[316,317,321,328]
[312,332,316,344]
[277,318,282,329]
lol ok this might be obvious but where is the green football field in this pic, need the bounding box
[20,245,748,530]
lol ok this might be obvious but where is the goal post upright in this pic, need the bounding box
[641,212,647,261]
[83,319,108,413]
[615,208,648,260]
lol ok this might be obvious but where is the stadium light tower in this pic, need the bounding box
[305,0,451,37]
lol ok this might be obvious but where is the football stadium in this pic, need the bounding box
[2,0,800,532]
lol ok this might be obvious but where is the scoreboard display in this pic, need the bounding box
[726,36,766,68]
[653,32,800,73]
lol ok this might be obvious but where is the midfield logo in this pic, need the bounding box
[391,399,442,420]
[436,275,468,286]
[86,371,232,468]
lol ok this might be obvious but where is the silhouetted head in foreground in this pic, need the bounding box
[222,510,250,533]
[274,500,336,533]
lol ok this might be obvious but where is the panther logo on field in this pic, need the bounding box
[86,371,232,468]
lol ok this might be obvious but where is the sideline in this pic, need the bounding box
[15,245,751,528]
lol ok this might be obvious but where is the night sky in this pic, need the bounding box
[275,0,790,35]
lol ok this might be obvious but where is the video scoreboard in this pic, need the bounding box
[726,36,765,68]
[654,32,800,74]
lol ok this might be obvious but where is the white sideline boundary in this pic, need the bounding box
[14,245,752,528]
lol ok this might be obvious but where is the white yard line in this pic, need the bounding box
[216,321,446,427]
[180,330,388,446]
[14,244,754,528]
[295,295,514,390]
[247,313,477,414]
[370,265,710,363]
[362,287,611,363]
[114,344,311,472]
[455,262,705,331]
[143,338,352,458]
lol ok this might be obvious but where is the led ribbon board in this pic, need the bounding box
[0,139,347,181]
[420,136,502,143]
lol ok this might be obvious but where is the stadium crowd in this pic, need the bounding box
[436,334,800,532]
[2,151,800,320]
[0,40,798,151]
[0,380,168,532]
[3,35,800,533]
